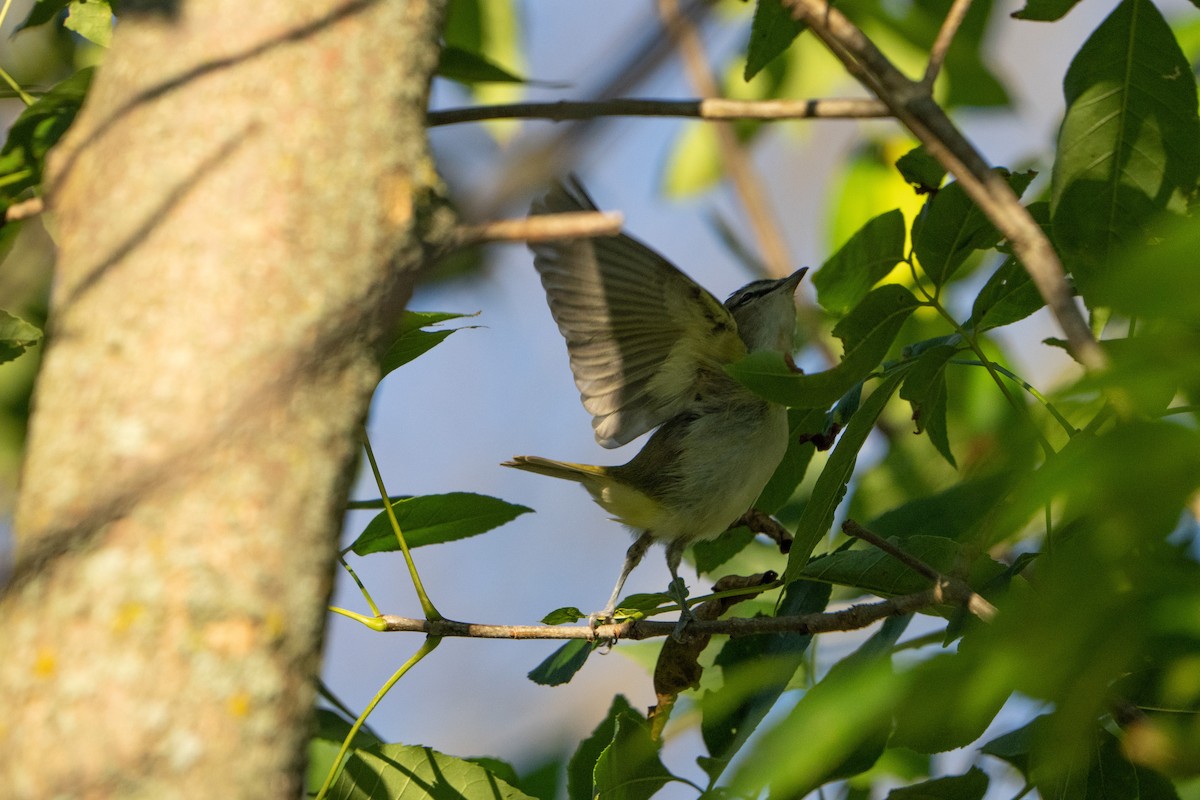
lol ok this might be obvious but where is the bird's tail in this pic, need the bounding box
[501,455,610,484]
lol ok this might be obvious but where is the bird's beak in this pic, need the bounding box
[783,267,809,293]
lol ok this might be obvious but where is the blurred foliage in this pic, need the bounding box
[4,0,1200,797]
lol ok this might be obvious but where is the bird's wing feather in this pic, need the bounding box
[529,179,746,448]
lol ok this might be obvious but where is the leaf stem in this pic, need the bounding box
[361,427,442,621]
[328,605,388,631]
[950,359,1077,437]
[313,636,442,800]
[337,555,382,617]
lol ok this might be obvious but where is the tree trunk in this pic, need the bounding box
[0,1,448,796]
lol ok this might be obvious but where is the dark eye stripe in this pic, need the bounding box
[726,279,782,307]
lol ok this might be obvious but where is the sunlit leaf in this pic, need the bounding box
[64,0,112,47]
[0,310,43,366]
[349,493,530,556]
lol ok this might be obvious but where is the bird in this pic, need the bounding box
[503,178,806,624]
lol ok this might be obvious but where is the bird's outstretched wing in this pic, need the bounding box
[529,178,747,448]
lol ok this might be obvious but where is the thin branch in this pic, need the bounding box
[922,0,975,88]
[453,210,623,247]
[781,0,1107,374]
[372,586,951,640]
[426,97,889,127]
[842,519,997,622]
[3,196,44,223]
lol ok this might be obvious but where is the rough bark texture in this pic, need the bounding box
[0,1,449,796]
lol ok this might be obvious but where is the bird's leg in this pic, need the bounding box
[666,539,695,640]
[593,531,654,626]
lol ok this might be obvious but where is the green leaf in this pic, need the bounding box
[349,493,531,556]
[813,209,907,315]
[0,68,93,207]
[438,45,527,84]
[1012,0,1083,20]
[64,0,112,47]
[540,607,584,625]
[968,255,1045,333]
[379,311,475,378]
[913,170,1035,287]
[744,0,806,81]
[307,709,384,797]
[982,717,1180,800]
[700,580,832,783]
[330,742,536,800]
[867,473,1017,543]
[899,344,958,467]
[1050,0,1200,304]
[692,526,755,575]
[732,619,908,797]
[593,709,675,800]
[15,0,70,30]
[729,284,920,408]
[785,369,907,576]
[528,640,596,687]
[567,696,635,800]
[887,768,989,800]
[1092,214,1200,321]
[0,310,43,366]
[890,648,1011,754]
[895,146,946,193]
[755,406,828,514]
[800,534,1005,597]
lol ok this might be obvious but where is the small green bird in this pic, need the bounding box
[504,179,805,622]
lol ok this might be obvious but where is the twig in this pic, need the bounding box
[842,519,997,621]
[453,210,623,246]
[371,585,953,640]
[922,0,975,88]
[426,97,889,127]
[4,196,44,222]
[658,0,793,281]
[781,0,1106,373]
